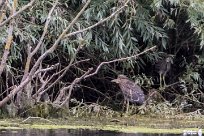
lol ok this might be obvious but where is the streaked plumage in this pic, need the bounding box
[155,55,173,88]
[111,75,145,113]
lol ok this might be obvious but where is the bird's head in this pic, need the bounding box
[166,55,174,64]
[111,74,128,84]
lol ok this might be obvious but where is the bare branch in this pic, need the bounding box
[0,0,91,107]
[36,77,49,102]
[32,59,90,99]
[28,0,91,77]
[21,0,58,81]
[60,68,93,107]
[41,58,90,93]
[31,0,58,56]
[0,0,36,27]
[53,68,93,107]
[36,0,130,93]
[0,0,6,23]
[63,0,130,39]
[34,63,60,76]
[21,42,32,81]
[0,0,17,76]
[0,0,6,11]
[0,63,59,107]
[84,46,157,79]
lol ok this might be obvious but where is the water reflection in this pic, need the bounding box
[0,129,183,136]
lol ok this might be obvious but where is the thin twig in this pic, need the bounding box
[34,63,59,76]
[53,68,93,107]
[36,58,90,97]
[60,68,93,107]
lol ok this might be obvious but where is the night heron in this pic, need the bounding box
[111,75,145,113]
[155,55,173,88]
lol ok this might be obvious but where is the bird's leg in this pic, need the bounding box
[163,74,166,87]
[122,99,126,112]
[159,73,163,88]
[126,100,129,114]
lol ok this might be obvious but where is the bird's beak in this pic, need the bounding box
[111,79,119,83]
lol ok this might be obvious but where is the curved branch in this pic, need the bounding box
[84,46,157,79]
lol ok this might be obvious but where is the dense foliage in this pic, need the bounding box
[0,0,204,117]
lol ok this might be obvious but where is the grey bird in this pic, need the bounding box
[155,55,173,88]
[111,75,145,113]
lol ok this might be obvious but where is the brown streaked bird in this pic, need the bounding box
[111,75,145,113]
[155,55,173,88]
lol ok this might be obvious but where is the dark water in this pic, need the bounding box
[0,129,182,136]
